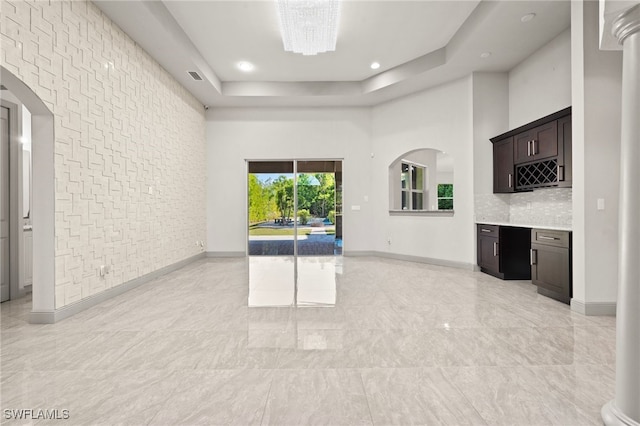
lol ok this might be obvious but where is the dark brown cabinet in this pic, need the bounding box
[531,229,572,304]
[477,224,531,280]
[491,107,571,193]
[556,115,572,188]
[514,121,558,164]
[493,137,515,193]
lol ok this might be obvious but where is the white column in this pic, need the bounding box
[602,4,640,426]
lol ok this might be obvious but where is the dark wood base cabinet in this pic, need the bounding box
[477,224,531,280]
[531,229,572,304]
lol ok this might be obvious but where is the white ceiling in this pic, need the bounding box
[94,0,571,108]
[164,1,479,82]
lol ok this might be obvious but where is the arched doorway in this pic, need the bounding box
[0,66,55,321]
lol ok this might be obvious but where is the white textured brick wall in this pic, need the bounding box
[1,0,206,308]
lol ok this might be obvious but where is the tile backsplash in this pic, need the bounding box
[475,188,572,228]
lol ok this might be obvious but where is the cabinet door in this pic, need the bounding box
[514,121,558,164]
[531,243,571,301]
[493,137,514,193]
[557,115,572,187]
[478,235,499,272]
[531,120,558,160]
[514,130,535,164]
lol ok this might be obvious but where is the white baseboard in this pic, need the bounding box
[29,253,206,324]
[206,251,245,258]
[571,299,617,316]
[343,250,376,257]
[344,250,476,271]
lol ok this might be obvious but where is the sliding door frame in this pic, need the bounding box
[245,158,343,257]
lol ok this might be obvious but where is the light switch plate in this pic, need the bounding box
[351,205,361,211]
[597,198,605,210]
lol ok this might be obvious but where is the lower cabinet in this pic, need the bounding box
[531,229,572,304]
[477,224,531,280]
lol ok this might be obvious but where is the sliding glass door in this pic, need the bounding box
[247,160,342,256]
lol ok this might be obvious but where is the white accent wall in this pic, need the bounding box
[206,108,373,254]
[0,0,207,308]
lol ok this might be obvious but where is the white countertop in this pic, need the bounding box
[476,221,572,232]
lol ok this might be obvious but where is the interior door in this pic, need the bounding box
[1,106,10,302]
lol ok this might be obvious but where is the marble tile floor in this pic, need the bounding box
[0,256,616,425]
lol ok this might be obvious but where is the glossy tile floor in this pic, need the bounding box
[1,256,616,425]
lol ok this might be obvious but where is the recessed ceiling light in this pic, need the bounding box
[521,13,536,23]
[480,52,492,59]
[370,62,381,70]
[237,61,255,72]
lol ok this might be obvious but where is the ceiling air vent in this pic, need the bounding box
[187,71,203,81]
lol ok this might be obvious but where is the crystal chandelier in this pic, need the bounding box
[276,0,341,56]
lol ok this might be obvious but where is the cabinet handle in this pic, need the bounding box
[558,165,564,181]
[508,173,512,188]
[527,140,532,156]
[530,249,537,265]
[532,139,537,155]
[539,235,559,241]
[481,229,492,233]
[493,242,498,256]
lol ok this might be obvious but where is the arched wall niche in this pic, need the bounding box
[388,148,454,212]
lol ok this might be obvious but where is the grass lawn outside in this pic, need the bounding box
[249,228,312,236]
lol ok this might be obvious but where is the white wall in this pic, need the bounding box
[371,77,475,266]
[1,0,207,309]
[571,0,622,308]
[206,108,373,254]
[509,28,572,128]
[471,72,510,229]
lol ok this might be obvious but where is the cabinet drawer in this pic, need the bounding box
[532,229,570,248]
[477,224,499,236]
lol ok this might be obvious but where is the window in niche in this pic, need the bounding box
[437,184,453,210]
[401,162,425,210]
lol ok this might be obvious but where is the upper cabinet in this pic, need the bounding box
[491,107,572,193]
[493,137,515,193]
[514,121,558,164]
